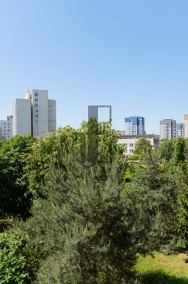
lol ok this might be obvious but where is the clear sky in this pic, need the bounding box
[0,0,188,134]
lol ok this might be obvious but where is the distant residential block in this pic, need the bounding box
[160,119,176,139]
[125,116,145,135]
[13,89,56,138]
[13,99,32,136]
[160,119,184,139]
[0,115,13,140]
[176,123,184,138]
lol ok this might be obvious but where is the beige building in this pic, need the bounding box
[117,134,156,156]
[184,115,188,138]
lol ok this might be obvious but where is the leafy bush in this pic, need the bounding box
[0,231,29,283]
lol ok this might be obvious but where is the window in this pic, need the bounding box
[35,98,38,102]
[129,143,134,147]
[35,93,38,96]
[36,109,38,113]
[35,104,38,107]
[36,115,38,118]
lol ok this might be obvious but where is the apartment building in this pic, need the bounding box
[160,119,176,139]
[13,99,32,136]
[0,115,13,140]
[125,116,145,135]
[13,89,56,137]
[160,119,185,139]
[176,123,184,138]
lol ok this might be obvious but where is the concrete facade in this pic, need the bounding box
[48,99,56,132]
[13,89,56,137]
[13,99,32,136]
[184,115,188,138]
[160,119,176,139]
[0,115,13,140]
[176,123,184,138]
[25,90,49,137]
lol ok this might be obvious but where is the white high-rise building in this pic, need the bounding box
[13,89,56,137]
[13,99,32,136]
[0,115,13,140]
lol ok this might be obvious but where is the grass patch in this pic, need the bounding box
[135,252,188,284]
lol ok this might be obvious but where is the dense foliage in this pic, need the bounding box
[0,124,188,283]
[0,231,28,283]
[0,135,36,218]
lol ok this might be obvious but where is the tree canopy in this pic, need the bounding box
[0,125,188,283]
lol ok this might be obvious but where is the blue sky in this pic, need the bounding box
[0,0,188,134]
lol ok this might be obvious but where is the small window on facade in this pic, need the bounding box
[36,115,38,118]
[35,104,38,107]
[35,98,38,102]
[35,93,38,96]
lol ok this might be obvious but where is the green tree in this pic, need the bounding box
[13,150,169,283]
[173,137,186,165]
[133,137,152,159]
[0,231,29,283]
[0,135,37,218]
[0,137,5,148]
[159,138,175,162]
[129,151,178,249]
[25,122,122,198]
[171,164,188,251]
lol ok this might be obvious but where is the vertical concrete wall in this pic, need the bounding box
[13,99,31,135]
[31,90,49,137]
[48,99,56,133]
[184,115,188,138]
[0,116,13,140]
[160,119,176,139]
[13,89,56,138]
